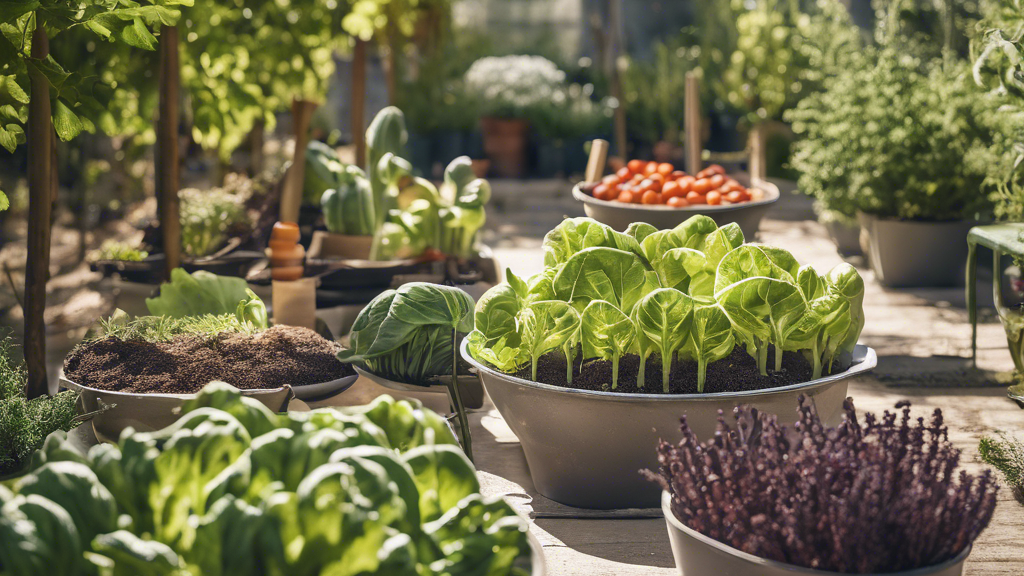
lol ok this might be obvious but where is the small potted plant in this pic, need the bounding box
[465,55,566,178]
[647,396,998,575]
[463,216,876,508]
[788,47,1000,287]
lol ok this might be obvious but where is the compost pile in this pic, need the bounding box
[64,325,355,393]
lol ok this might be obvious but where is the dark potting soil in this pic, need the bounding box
[510,347,840,394]
[64,325,356,394]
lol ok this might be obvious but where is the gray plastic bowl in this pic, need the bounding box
[463,341,877,509]
[662,492,969,576]
[60,371,295,443]
[573,177,780,239]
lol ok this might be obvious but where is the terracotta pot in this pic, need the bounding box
[858,213,977,287]
[661,492,971,576]
[307,231,374,260]
[480,117,529,178]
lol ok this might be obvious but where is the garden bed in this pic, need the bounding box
[64,325,354,394]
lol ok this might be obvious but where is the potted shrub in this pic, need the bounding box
[788,48,1001,287]
[338,282,483,461]
[647,396,998,575]
[533,84,613,178]
[462,216,876,508]
[0,383,545,574]
[465,55,566,178]
[61,269,356,441]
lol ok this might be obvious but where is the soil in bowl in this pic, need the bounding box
[510,347,841,394]
[64,325,355,394]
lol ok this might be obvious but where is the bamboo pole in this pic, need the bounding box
[684,72,702,174]
[25,23,52,398]
[607,0,628,159]
[748,123,767,182]
[279,98,317,223]
[352,38,368,168]
[157,25,181,279]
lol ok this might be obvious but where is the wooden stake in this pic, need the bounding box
[352,38,368,168]
[585,139,609,184]
[157,25,181,279]
[749,123,767,182]
[25,23,52,398]
[607,0,628,159]
[280,98,317,223]
[684,72,702,174]
[249,120,265,175]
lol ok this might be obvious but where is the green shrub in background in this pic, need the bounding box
[179,186,249,258]
[787,49,1000,221]
[532,84,613,140]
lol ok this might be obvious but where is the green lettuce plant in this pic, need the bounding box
[0,383,532,574]
[468,216,865,393]
[521,301,580,383]
[145,269,267,330]
[580,301,637,391]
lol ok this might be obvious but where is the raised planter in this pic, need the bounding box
[661,492,970,576]
[59,372,297,443]
[353,366,486,411]
[821,216,863,257]
[573,178,779,240]
[858,213,977,287]
[307,231,375,260]
[480,117,529,178]
[463,341,877,509]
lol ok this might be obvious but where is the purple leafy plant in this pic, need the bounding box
[644,396,998,573]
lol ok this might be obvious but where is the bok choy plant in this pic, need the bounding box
[467,216,865,393]
[338,283,476,459]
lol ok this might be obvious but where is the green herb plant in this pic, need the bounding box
[469,216,865,392]
[979,433,1024,503]
[89,240,149,263]
[0,334,79,477]
[178,186,248,258]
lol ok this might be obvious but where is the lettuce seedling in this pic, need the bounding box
[521,301,580,382]
[632,288,694,392]
[542,217,646,269]
[553,247,657,314]
[687,304,736,392]
[581,300,637,390]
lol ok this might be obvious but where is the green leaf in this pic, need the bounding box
[553,246,657,314]
[658,247,715,301]
[699,222,744,268]
[827,262,865,353]
[119,17,158,50]
[580,300,637,390]
[641,215,719,267]
[715,276,806,375]
[145,269,258,319]
[0,190,8,211]
[632,288,694,392]
[521,300,579,381]
[625,221,658,244]
[472,283,522,346]
[52,98,83,141]
[402,444,480,523]
[687,304,736,392]
[543,217,646,268]
[0,1,40,25]
[796,264,826,300]
[0,75,29,107]
[714,244,798,293]
[0,122,25,152]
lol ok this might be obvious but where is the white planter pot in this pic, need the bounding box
[858,213,977,287]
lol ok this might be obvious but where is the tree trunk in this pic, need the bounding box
[279,98,317,223]
[25,23,52,398]
[352,38,368,168]
[158,25,181,279]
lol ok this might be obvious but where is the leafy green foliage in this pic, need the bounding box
[0,334,78,477]
[580,301,637,390]
[979,433,1024,502]
[521,301,579,382]
[145,269,267,329]
[178,186,248,258]
[338,283,474,384]
[91,312,258,342]
[321,163,376,236]
[88,240,148,262]
[469,217,866,391]
[2,383,532,574]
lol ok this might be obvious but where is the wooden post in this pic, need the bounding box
[684,72,702,174]
[157,25,181,278]
[280,98,317,223]
[607,0,628,159]
[352,38,368,168]
[748,122,767,182]
[25,23,52,398]
[249,120,265,175]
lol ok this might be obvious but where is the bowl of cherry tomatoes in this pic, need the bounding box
[573,160,780,238]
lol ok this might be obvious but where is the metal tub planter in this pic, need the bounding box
[661,492,970,576]
[463,341,877,509]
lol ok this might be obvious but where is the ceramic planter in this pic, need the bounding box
[858,213,977,287]
[462,341,876,509]
[480,117,529,178]
[573,179,779,240]
[353,366,486,411]
[60,372,296,443]
[661,492,970,576]
[820,216,863,257]
[307,231,374,260]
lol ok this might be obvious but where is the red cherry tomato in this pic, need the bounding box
[627,159,645,173]
[708,174,726,189]
[644,161,659,175]
[706,191,723,206]
[667,196,689,208]
[617,167,632,180]
[641,190,662,205]
[686,191,707,204]
[662,181,684,200]
[657,163,674,176]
